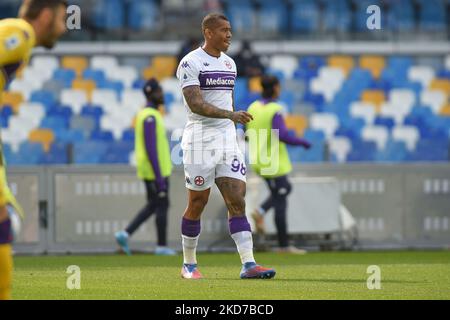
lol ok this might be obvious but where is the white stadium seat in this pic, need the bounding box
[361,126,389,150]
[122,89,146,111]
[408,65,435,88]
[329,137,351,163]
[380,103,407,125]
[420,90,446,114]
[91,89,119,107]
[310,113,339,140]
[161,77,183,103]
[18,102,46,121]
[392,126,420,151]
[108,66,138,88]
[90,55,118,72]
[269,55,299,79]
[31,56,59,73]
[389,89,416,110]
[60,89,88,114]
[350,102,377,125]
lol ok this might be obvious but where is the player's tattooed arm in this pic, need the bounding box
[182,86,253,124]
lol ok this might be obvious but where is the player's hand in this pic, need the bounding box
[155,177,168,198]
[301,141,312,150]
[229,111,253,124]
[7,205,21,242]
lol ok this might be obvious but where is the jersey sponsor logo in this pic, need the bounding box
[194,176,205,186]
[205,77,235,86]
[199,71,236,89]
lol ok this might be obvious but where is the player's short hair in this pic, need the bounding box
[202,13,229,33]
[261,75,280,99]
[20,0,68,20]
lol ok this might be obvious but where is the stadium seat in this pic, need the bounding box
[361,90,385,112]
[440,104,450,116]
[90,55,118,73]
[61,56,89,77]
[29,129,55,152]
[31,56,59,74]
[291,0,320,33]
[429,79,450,95]
[41,142,69,165]
[328,55,354,76]
[1,92,23,114]
[360,56,385,79]
[53,68,77,88]
[160,78,183,103]
[284,115,308,137]
[258,1,288,33]
[269,55,298,79]
[328,136,351,163]
[361,125,389,150]
[392,125,420,151]
[420,90,447,114]
[375,140,408,162]
[128,0,159,31]
[408,66,435,88]
[350,102,377,125]
[310,113,339,140]
[72,79,96,101]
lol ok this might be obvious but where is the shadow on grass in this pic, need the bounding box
[216,278,422,284]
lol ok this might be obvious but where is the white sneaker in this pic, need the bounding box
[273,246,307,254]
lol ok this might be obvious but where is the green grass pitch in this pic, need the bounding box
[12,251,450,300]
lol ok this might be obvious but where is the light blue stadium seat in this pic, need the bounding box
[57,129,85,144]
[375,140,408,162]
[41,142,69,165]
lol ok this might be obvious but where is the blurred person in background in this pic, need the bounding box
[233,40,265,78]
[246,75,311,254]
[115,78,176,256]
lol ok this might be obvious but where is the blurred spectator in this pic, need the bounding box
[233,40,265,77]
[176,38,201,67]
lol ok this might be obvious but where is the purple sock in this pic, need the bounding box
[181,217,201,237]
[229,216,252,235]
[0,219,12,245]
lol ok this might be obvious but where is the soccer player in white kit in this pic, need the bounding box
[176,13,276,279]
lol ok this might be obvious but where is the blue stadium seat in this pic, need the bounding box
[74,141,109,164]
[418,0,446,32]
[226,1,256,33]
[92,0,125,30]
[57,129,85,144]
[291,0,320,33]
[52,69,76,88]
[14,142,45,165]
[322,0,351,32]
[41,116,70,131]
[374,116,395,131]
[407,139,449,162]
[100,141,134,164]
[100,80,124,98]
[258,1,288,33]
[347,140,377,162]
[387,0,415,32]
[128,0,159,31]
[30,90,57,111]
[375,140,408,162]
[41,142,69,165]
[90,130,114,142]
[122,129,135,141]
[83,68,107,86]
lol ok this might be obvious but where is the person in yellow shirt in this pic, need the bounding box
[0,0,67,300]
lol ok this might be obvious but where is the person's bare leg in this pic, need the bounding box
[181,189,210,278]
[216,177,276,279]
[215,177,255,263]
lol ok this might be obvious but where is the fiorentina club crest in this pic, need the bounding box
[194,176,205,186]
[224,60,232,69]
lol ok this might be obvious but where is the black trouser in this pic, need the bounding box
[260,175,292,248]
[125,178,169,246]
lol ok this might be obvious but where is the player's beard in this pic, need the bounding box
[41,16,59,49]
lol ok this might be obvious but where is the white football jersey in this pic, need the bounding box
[176,47,237,150]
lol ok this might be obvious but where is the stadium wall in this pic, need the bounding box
[8,164,450,254]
